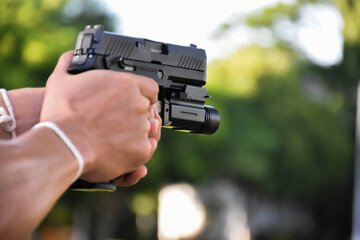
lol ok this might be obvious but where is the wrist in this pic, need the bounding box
[0,88,45,139]
[43,118,96,178]
[8,88,44,135]
[0,90,15,139]
[33,121,85,181]
[7,126,80,187]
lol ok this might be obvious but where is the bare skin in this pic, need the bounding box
[0,87,45,139]
[0,51,162,239]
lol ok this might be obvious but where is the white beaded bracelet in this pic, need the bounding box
[0,88,16,138]
[33,121,84,181]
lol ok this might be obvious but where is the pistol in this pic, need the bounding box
[68,25,220,191]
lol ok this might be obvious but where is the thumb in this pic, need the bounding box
[52,51,74,75]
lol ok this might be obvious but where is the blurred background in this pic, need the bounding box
[0,0,358,239]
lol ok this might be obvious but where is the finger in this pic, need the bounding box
[133,75,159,104]
[113,165,148,187]
[149,137,158,153]
[52,51,74,75]
[149,105,155,119]
[149,118,161,141]
[154,106,162,124]
[148,106,162,141]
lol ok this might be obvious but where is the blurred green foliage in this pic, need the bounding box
[1,0,359,239]
[202,0,358,238]
[246,3,299,27]
[0,0,114,89]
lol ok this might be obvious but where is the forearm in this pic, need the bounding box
[0,49,162,239]
[0,127,78,239]
[0,88,44,139]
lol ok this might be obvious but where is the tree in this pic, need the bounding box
[0,0,114,89]
[195,0,358,238]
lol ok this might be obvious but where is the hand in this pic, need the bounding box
[41,51,162,183]
[114,104,162,186]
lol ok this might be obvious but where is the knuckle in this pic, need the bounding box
[133,96,150,113]
[139,76,159,96]
[149,78,159,94]
[106,72,136,89]
[143,142,153,161]
[156,111,162,124]
[118,73,136,88]
[143,119,151,133]
[135,139,152,163]
[135,118,151,135]
[46,73,58,88]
